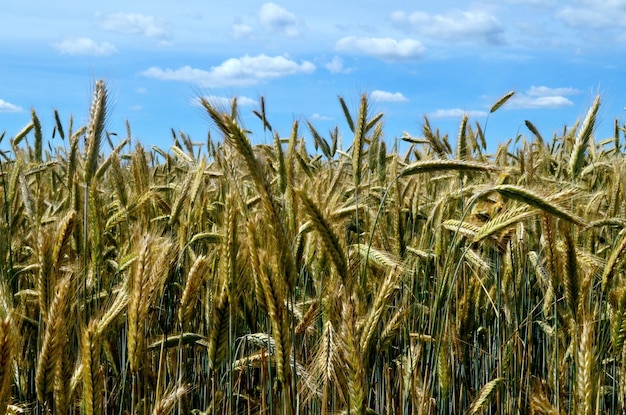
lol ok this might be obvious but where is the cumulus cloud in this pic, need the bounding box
[335,36,425,61]
[506,85,580,109]
[325,56,351,74]
[258,3,299,37]
[99,13,170,38]
[371,90,409,103]
[390,10,504,44]
[428,109,488,119]
[196,95,257,108]
[231,23,254,39]
[0,99,23,113]
[142,54,315,87]
[54,38,117,56]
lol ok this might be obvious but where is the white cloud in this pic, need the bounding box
[507,0,555,3]
[335,36,425,61]
[325,56,351,74]
[557,1,626,28]
[310,113,332,121]
[506,85,580,109]
[196,95,257,108]
[508,96,575,109]
[371,90,409,103]
[258,3,299,37]
[526,86,580,97]
[554,2,626,44]
[142,54,315,87]
[0,99,23,113]
[54,38,117,56]
[390,10,504,44]
[99,13,170,38]
[428,109,488,119]
[231,23,254,39]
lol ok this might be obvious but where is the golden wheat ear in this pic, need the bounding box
[84,79,108,185]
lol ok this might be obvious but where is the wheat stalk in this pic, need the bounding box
[0,317,14,415]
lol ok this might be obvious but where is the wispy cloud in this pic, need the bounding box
[506,85,580,109]
[335,36,425,61]
[371,90,409,103]
[196,95,257,108]
[503,0,556,5]
[99,13,170,39]
[390,9,504,44]
[310,113,333,121]
[557,0,626,29]
[258,3,299,37]
[53,38,117,56]
[428,108,488,119]
[231,23,254,40]
[526,86,580,97]
[325,56,351,74]
[0,99,23,113]
[142,54,315,87]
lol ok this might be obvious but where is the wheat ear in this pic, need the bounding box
[469,377,504,414]
[490,91,515,113]
[81,319,102,415]
[179,255,209,327]
[560,222,579,318]
[457,113,469,160]
[601,229,626,291]
[298,189,348,284]
[577,320,595,415]
[570,95,600,180]
[84,80,107,185]
[400,159,501,177]
[341,298,366,415]
[127,236,150,374]
[494,185,587,227]
[151,384,187,415]
[208,283,229,370]
[36,274,72,408]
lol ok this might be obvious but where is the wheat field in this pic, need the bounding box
[0,81,625,414]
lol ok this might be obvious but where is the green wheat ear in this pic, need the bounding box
[490,91,515,113]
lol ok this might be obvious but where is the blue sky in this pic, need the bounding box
[1,0,625,153]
